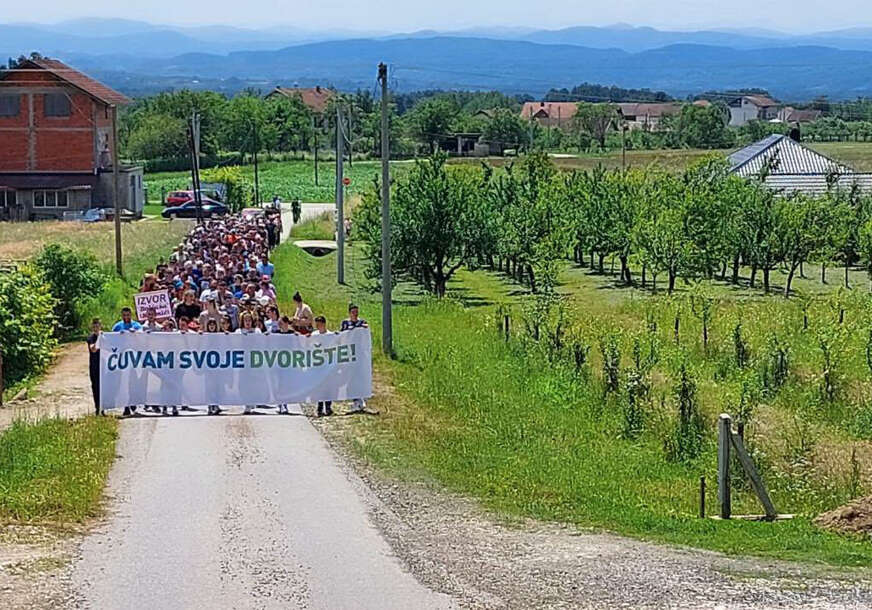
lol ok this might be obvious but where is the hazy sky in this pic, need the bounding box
[6,0,872,33]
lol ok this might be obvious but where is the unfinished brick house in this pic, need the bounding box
[0,56,143,220]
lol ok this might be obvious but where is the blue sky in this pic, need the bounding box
[7,0,872,33]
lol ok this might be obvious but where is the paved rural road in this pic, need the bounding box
[69,412,456,609]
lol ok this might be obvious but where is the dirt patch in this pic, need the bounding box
[816,497,872,538]
[0,343,94,434]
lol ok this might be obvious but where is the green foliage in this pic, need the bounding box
[665,358,706,463]
[0,417,117,522]
[33,244,106,337]
[201,166,254,212]
[356,153,482,296]
[126,113,189,161]
[599,332,622,395]
[0,265,58,387]
[573,102,618,149]
[667,104,735,149]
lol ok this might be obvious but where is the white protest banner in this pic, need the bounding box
[98,329,372,408]
[134,290,173,321]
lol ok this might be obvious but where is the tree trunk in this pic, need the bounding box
[641,264,647,288]
[620,255,631,285]
[720,260,727,281]
[763,267,770,293]
[731,254,740,285]
[784,263,797,298]
[597,253,605,274]
[668,270,676,294]
[750,264,757,288]
[590,249,595,269]
[800,260,805,278]
[527,265,537,293]
[845,262,850,289]
[821,262,827,284]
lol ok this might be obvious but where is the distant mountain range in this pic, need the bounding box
[7,19,872,100]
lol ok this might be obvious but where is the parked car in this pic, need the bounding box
[165,190,217,206]
[161,198,228,219]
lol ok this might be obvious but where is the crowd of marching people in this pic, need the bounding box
[87,209,369,418]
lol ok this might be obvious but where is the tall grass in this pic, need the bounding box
[267,243,872,566]
[290,212,335,241]
[0,417,118,522]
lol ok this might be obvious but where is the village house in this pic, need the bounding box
[728,95,780,127]
[520,101,578,128]
[268,85,335,115]
[616,102,682,130]
[729,133,872,195]
[776,106,823,123]
[0,56,143,221]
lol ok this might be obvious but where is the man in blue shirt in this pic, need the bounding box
[256,254,275,279]
[112,307,142,332]
[111,307,141,416]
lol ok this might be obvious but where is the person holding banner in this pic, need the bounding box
[312,315,335,417]
[142,307,162,332]
[112,307,141,416]
[236,312,261,414]
[204,318,222,416]
[86,318,102,416]
[342,304,369,413]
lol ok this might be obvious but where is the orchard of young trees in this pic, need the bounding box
[357,152,872,298]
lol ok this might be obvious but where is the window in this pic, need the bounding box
[44,93,71,117]
[0,190,15,207]
[33,190,69,208]
[0,95,19,117]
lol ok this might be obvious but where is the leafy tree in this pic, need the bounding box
[773,195,830,296]
[481,108,527,148]
[265,95,313,152]
[201,166,254,212]
[125,113,189,161]
[573,102,617,149]
[404,97,459,154]
[356,153,481,297]
[33,245,105,337]
[671,104,734,149]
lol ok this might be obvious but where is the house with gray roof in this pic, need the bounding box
[728,134,872,196]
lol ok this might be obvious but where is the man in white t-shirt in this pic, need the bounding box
[311,315,334,416]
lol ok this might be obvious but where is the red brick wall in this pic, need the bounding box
[0,72,104,172]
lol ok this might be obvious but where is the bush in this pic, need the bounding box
[0,265,58,387]
[34,244,106,338]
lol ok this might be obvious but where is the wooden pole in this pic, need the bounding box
[699,475,706,518]
[379,62,393,356]
[111,105,122,277]
[718,413,732,519]
[730,431,777,520]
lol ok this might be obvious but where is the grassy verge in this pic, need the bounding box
[269,241,872,567]
[0,417,118,522]
[290,212,334,241]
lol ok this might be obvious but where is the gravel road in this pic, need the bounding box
[67,412,455,609]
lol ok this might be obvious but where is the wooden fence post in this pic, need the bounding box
[699,475,706,519]
[730,431,777,520]
[718,414,732,519]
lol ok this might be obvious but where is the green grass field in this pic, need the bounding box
[144,142,872,206]
[145,160,412,205]
[0,417,118,522]
[268,239,872,567]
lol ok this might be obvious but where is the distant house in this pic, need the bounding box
[729,134,872,195]
[616,102,682,130]
[520,102,578,128]
[0,56,143,221]
[776,106,823,123]
[268,86,335,115]
[728,95,780,127]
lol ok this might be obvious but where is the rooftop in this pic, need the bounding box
[270,86,335,114]
[0,57,130,106]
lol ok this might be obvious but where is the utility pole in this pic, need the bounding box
[378,63,392,355]
[312,115,319,186]
[191,111,203,224]
[335,104,345,284]
[253,120,260,207]
[621,123,627,171]
[111,104,122,276]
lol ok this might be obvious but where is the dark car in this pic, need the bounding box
[161,198,228,219]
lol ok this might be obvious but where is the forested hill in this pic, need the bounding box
[61,37,872,100]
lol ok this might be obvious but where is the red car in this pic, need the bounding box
[165,190,214,207]
[166,190,194,206]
